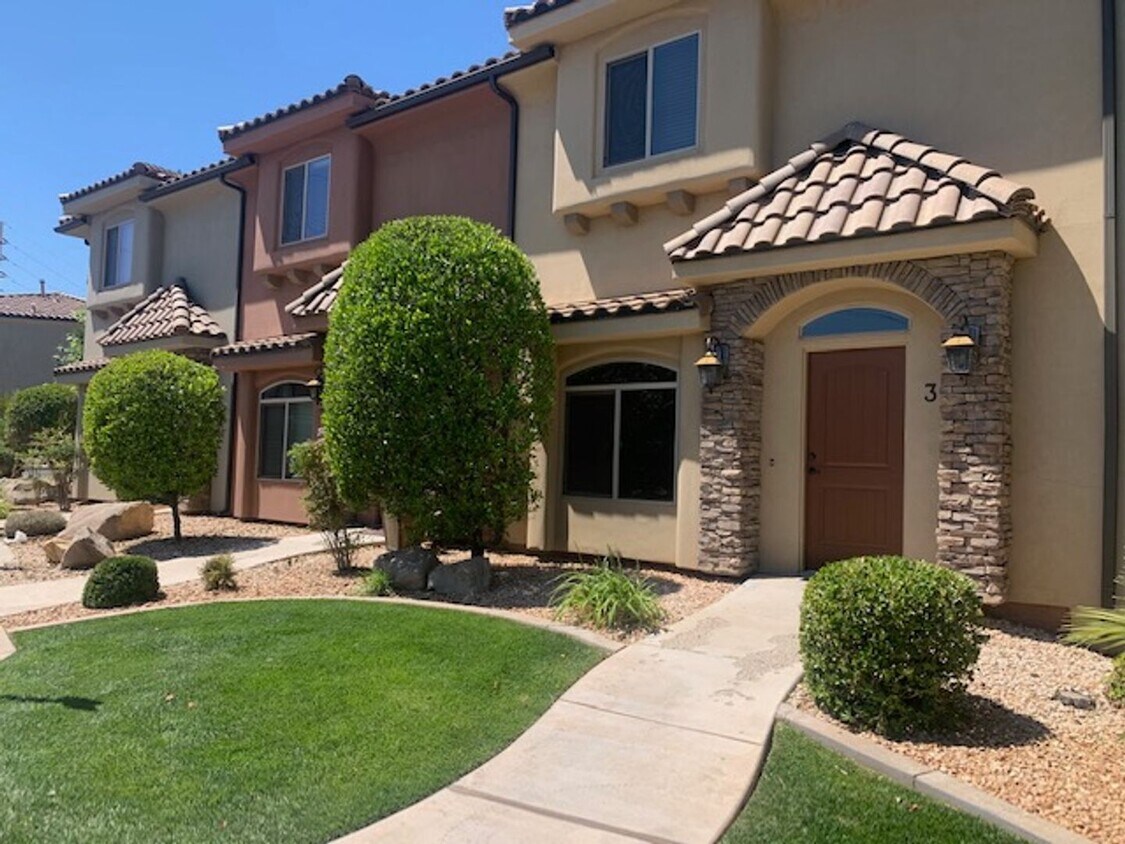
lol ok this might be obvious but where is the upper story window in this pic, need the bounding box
[259,382,315,480]
[563,362,678,502]
[281,155,330,245]
[604,33,700,168]
[103,220,134,289]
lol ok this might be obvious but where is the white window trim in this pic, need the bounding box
[602,30,702,170]
[280,154,332,246]
[258,383,314,481]
[563,369,679,503]
[102,219,134,290]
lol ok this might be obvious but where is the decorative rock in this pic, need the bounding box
[58,527,114,570]
[1052,688,1096,710]
[63,501,155,543]
[374,546,439,592]
[1,477,53,506]
[427,556,491,598]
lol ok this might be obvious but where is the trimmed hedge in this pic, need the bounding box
[6,384,77,451]
[800,556,984,735]
[4,509,66,538]
[82,556,160,609]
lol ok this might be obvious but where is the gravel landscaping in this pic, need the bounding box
[790,620,1125,843]
[3,545,738,642]
[0,509,307,586]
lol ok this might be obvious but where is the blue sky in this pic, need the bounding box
[0,0,517,298]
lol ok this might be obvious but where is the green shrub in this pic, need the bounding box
[359,568,394,597]
[83,350,225,540]
[4,509,66,538]
[5,384,77,451]
[552,553,664,631]
[800,556,984,735]
[323,216,554,556]
[1108,654,1125,707]
[200,554,237,592]
[82,556,160,609]
[1065,576,1125,653]
[290,439,356,572]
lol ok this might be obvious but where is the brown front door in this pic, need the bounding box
[805,347,905,569]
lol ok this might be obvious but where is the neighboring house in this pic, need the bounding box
[211,59,530,524]
[54,159,245,511]
[0,290,82,394]
[498,0,1114,626]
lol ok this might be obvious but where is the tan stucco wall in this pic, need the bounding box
[509,0,1106,608]
[0,316,76,395]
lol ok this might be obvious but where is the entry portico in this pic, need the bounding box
[666,123,1045,602]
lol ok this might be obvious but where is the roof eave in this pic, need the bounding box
[669,218,1041,286]
[140,156,255,202]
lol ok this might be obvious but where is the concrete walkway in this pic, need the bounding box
[0,529,383,618]
[341,576,805,844]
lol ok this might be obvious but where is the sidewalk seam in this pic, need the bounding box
[558,696,765,746]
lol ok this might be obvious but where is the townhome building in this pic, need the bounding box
[54,159,245,510]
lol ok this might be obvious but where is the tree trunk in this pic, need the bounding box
[170,497,182,541]
[471,529,485,560]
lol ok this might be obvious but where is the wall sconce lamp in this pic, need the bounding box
[695,336,730,390]
[942,326,980,375]
[306,371,325,405]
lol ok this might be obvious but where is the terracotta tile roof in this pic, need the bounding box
[504,0,579,27]
[665,122,1047,262]
[548,288,697,323]
[59,162,181,204]
[211,332,319,359]
[218,75,388,142]
[0,292,83,321]
[139,155,254,200]
[286,263,346,318]
[54,358,109,376]
[55,215,89,234]
[98,282,224,348]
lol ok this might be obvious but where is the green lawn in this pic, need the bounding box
[723,724,1022,844]
[0,600,602,843]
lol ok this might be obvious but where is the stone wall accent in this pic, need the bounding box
[696,253,1014,602]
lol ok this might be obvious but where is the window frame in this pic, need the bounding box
[102,219,135,289]
[279,154,332,246]
[602,30,702,170]
[257,381,316,481]
[562,361,679,503]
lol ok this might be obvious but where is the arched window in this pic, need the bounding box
[564,362,677,502]
[799,307,909,339]
[259,382,315,480]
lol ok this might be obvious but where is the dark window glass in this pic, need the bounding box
[566,362,676,387]
[651,34,699,155]
[281,164,305,244]
[259,403,287,479]
[799,307,910,339]
[104,226,119,288]
[605,52,648,166]
[304,157,330,238]
[563,392,615,497]
[618,388,676,501]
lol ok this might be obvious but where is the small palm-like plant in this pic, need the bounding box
[1064,577,1125,652]
[359,568,394,597]
[201,554,237,592]
[551,552,664,631]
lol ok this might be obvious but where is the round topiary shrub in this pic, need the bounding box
[5,509,67,538]
[82,555,160,609]
[799,556,984,735]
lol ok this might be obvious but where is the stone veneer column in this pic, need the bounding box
[697,285,763,575]
[927,253,1015,603]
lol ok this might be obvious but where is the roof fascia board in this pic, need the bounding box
[140,156,255,203]
[670,218,1039,286]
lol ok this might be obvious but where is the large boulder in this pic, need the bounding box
[427,556,491,598]
[63,501,154,542]
[57,527,114,570]
[374,546,439,592]
[1,478,53,506]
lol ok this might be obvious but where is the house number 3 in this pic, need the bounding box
[924,383,937,403]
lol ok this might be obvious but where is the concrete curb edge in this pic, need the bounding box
[776,703,1094,844]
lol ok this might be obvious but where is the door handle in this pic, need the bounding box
[807,451,818,474]
[808,466,819,475]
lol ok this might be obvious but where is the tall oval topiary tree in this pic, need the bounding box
[323,216,554,556]
[83,350,225,540]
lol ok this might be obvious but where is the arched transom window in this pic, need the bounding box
[799,307,909,339]
[563,362,677,502]
[258,382,315,480]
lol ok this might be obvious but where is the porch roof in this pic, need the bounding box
[211,332,320,361]
[665,122,1046,263]
[548,288,697,323]
[98,282,224,348]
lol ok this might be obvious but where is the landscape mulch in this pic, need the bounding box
[790,621,1125,844]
